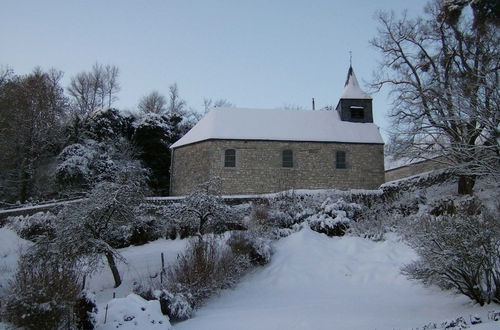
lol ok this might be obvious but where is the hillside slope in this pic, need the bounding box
[174,226,498,330]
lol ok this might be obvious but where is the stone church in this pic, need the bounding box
[169,67,385,196]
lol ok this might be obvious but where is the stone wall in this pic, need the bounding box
[170,139,385,196]
[385,157,448,182]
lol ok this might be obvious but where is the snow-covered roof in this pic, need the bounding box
[340,66,371,99]
[171,107,384,149]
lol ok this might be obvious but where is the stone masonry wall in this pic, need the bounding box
[385,157,448,182]
[170,139,385,196]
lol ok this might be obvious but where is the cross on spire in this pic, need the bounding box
[349,51,352,67]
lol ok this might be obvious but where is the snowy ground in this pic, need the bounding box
[88,238,188,311]
[0,228,31,297]
[173,227,498,330]
[2,192,499,329]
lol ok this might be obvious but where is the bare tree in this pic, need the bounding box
[167,83,186,115]
[138,91,167,114]
[68,63,120,117]
[371,0,500,194]
[203,98,234,114]
[281,104,304,111]
[103,64,120,108]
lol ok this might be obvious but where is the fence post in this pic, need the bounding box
[161,252,165,283]
[104,304,109,324]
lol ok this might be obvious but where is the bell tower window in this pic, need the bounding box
[350,106,364,120]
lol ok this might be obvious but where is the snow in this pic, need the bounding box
[340,67,371,99]
[89,238,188,307]
[0,227,32,296]
[0,198,82,214]
[174,227,498,330]
[97,294,171,330]
[170,107,383,148]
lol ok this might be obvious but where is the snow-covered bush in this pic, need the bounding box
[157,202,200,239]
[135,235,252,318]
[402,204,500,305]
[1,256,82,330]
[74,290,98,330]
[55,142,95,189]
[227,230,272,266]
[165,236,250,308]
[154,289,193,322]
[349,187,428,241]
[307,198,362,237]
[7,211,56,241]
[101,294,171,329]
[173,178,240,236]
[129,214,165,246]
[55,137,140,195]
[418,316,470,330]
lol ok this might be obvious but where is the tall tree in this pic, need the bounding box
[167,83,186,115]
[0,68,68,203]
[371,0,499,194]
[67,63,120,118]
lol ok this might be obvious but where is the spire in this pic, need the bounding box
[341,66,371,99]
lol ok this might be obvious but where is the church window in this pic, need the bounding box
[282,149,293,168]
[224,149,236,167]
[336,151,346,169]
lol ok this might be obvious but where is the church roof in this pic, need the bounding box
[340,66,371,99]
[171,107,384,149]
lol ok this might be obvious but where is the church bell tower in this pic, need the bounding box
[336,66,373,123]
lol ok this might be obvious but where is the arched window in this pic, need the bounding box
[282,149,293,168]
[224,149,236,167]
[336,151,346,169]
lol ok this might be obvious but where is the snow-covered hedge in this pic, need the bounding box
[267,191,316,229]
[7,211,56,241]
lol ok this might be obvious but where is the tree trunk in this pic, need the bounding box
[105,252,122,288]
[458,175,475,195]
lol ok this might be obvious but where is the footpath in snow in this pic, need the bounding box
[174,227,497,330]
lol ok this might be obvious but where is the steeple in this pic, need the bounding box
[336,65,374,123]
[341,66,371,100]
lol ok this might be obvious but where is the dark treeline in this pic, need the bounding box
[0,64,214,206]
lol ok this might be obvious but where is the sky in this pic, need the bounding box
[0,0,426,140]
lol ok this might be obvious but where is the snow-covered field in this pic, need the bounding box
[1,176,499,330]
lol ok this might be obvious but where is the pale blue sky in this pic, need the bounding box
[0,0,426,139]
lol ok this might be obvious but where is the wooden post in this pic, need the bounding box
[161,252,165,283]
[104,304,109,324]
